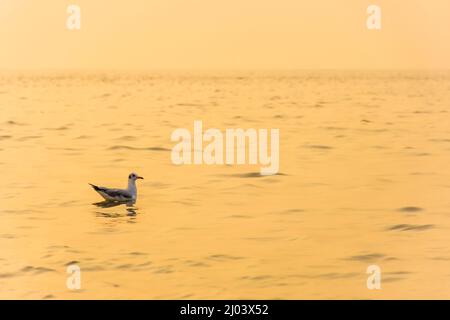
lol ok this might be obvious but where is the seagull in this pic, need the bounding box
[89,172,144,202]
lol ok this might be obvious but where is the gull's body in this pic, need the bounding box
[89,172,144,202]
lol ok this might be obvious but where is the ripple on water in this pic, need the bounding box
[271,209,305,215]
[225,214,253,219]
[75,135,91,139]
[184,260,209,268]
[107,145,170,151]
[65,260,80,266]
[115,135,137,141]
[1,209,43,215]
[207,254,244,261]
[387,224,434,232]
[397,206,424,213]
[0,272,16,279]
[429,138,450,143]
[227,172,287,178]
[303,144,333,150]
[5,120,27,126]
[20,266,56,275]
[282,272,359,280]
[17,135,42,141]
[0,234,15,239]
[44,125,70,131]
[153,265,174,274]
[127,251,148,256]
[241,275,274,281]
[345,253,386,262]
[115,261,154,271]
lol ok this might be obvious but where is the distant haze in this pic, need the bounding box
[1,0,450,70]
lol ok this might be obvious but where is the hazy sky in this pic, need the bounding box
[1,0,450,70]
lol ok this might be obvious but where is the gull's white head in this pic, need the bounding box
[128,172,144,182]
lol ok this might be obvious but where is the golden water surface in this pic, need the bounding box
[1,70,450,299]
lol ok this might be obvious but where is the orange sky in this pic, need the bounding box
[1,0,450,70]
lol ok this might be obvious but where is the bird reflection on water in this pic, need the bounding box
[93,200,139,219]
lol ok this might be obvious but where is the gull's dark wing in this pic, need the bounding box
[89,183,132,200]
[102,188,132,199]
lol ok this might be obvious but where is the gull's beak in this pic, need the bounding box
[137,176,144,180]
